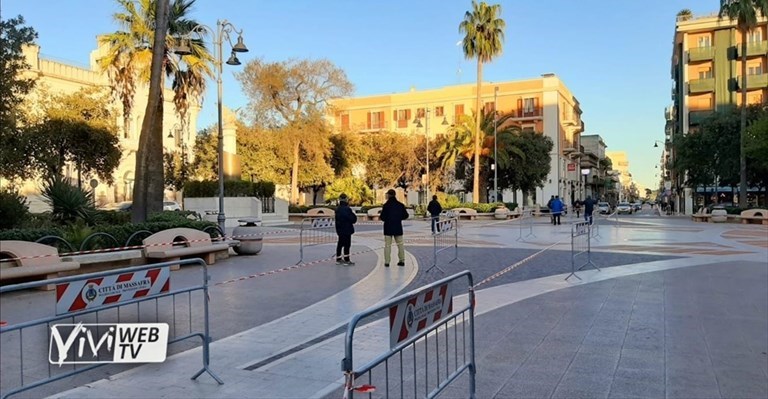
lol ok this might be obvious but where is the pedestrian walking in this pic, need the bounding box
[381,189,409,267]
[583,196,595,225]
[551,195,564,225]
[573,199,582,218]
[334,193,357,265]
[427,195,442,234]
[547,195,555,224]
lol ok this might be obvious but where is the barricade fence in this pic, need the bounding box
[297,217,336,264]
[342,271,476,399]
[0,259,221,399]
[516,209,536,242]
[429,217,463,273]
[566,221,599,281]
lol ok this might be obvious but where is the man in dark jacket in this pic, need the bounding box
[335,193,357,265]
[381,189,409,267]
[546,195,555,224]
[583,196,595,225]
[427,195,442,234]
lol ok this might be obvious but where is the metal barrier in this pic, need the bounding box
[590,212,601,239]
[341,271,476,399]
[428,217,462,273]
[566,221,599,281]
[0,259,221,399]
[516,209,536,241]
[297,217,336,264]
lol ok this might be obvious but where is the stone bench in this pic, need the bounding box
[740,209,768,225]
[143,228,230,266]
[448,208,478,220]
[0,241,80,283]
[366,207,383,221]
[306,207,335,217]
[691,207,711,222]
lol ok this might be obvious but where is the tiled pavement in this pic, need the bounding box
[1,212,766,398]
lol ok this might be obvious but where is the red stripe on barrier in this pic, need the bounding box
[417,319,427,331]
[55,283,67,302]
[145,268,160,284]
[116,273,133,283]
[133,288,150,298]
[103,295,121,304]
[161,279,170,292]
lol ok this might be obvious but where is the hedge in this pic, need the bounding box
[184,180,275,198]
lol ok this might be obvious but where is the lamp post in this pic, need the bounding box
[414,108,449,205]
[493,86,499,203]
[175,20,248,234]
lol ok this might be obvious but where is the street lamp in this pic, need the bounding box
[493,86,499,203]
[175,20,248,234]
[653,140,664,148]
[413,108,448,206]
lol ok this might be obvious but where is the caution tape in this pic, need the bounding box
[473,240,563,288]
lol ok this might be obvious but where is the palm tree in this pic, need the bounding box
[99,0,213,221]
[719,0,768,208]
[459,1,505,203]
[437,109,523,201]
[677,9,694,21]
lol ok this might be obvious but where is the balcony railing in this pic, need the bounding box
[688,78,715,93]
[736,73,768,90]
[738,40,768,57]
[688,46,714,62]
[517,107,542,118]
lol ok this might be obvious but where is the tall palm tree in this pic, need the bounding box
[437,110,523,201]
[459,0,505,203]
[677,9,694,21]
[99,0,213,221]
[719,0,768,208]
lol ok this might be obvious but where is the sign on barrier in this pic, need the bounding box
[55,267,170,315]
[298,217,336,264]
[389,282,453,348]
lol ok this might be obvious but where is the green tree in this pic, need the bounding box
[677,9,693,21]
[746,115,768,192]
[236,58,354,204]
[99,0,213,222]
[325,176,374,206]
[190,127,218,181]
[362,131,420,191]
[163,149,190,191]
[459,0,505,203]
[499,129,553,197]
[0,16,38,182]
[719,0,768,206]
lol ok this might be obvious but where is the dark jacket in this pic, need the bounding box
[551,198,564,214]
[583,198,595,214]
[427,199,442,217]
[335,203,357,236]
[546,197,554,209]
[381,197,409,236]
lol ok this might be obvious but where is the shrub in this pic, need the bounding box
[95,210,132,226]
[0,190,30,229]
[325,177,374,205]
[41,176,97,225]
[0,227,65,242]
[184,180,276,198]
[504,202,519,211]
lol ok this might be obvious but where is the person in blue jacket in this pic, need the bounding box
[335,193,357,265]
[551,195,564,226]
[380,189,409,267]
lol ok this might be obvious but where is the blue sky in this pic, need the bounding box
[5,0,719,190]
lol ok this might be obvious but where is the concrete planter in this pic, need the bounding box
[494,207,509,220]
[233,218,263,255]
[185,197,262,229]
[710,208,728,223]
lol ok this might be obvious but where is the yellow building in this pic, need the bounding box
[11,42,198,211]
[605,151,633,202]
[329,73,585,205]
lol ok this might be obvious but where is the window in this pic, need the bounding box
[697,36,711,48]
[484,101,495,114]
[394,109,411,128]
[748,29,763,44]
[416,108,425,118]
[748,63,763,76]
[454,104,464,123]
[698,67,712,79]
[434,106,444,117]
[521,97,539,116]
[367,111,385,129]
[522,124,535,133]
[341,114,349,130]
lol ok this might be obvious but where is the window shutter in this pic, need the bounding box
[406,109,411,120]
[534,97,540,113]
[379,111,385,128]
[393,110,398,121]
[367,112,372,129]
[517,98,523,117]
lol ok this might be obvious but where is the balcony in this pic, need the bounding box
[688,78,715,93]
[736,73,768,90]
[737,41,768,57]
[517,108,542,118]
[688,46,714,62]
[689,110,714,125]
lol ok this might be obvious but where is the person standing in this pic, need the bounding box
[427,195,442,234]
[335,193,357,265]
[583,196,595,225]
[546,195,555,225]
[381,189,409,267]
[573,199,582,218]
[551,195,564,225]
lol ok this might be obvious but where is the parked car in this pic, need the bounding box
[632,202,642,212]
[100,201,132,212]
[597,202,611,214]
[163,201,182,211]
[617,202,633,214]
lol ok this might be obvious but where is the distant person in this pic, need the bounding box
[381,189,409,267]
[573,199,582,218]
[334,193,357,265]
[546,195,555,224]
[583,196,595,225]
[551,195,564,225]
[427,195,442,234]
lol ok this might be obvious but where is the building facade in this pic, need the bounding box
[579,134,617,201]
[328,74,585,206]
[670,12,767,213]
[10,43,198,211]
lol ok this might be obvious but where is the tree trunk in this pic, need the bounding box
[131,0,169,223]
[739,37,748,207]
[473,60,482,203]
[291,140,300,205]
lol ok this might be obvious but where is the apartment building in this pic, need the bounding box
[9,42,198,211]
[670,12,767,213]
[329,74,585,205]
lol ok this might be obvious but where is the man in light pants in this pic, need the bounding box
[380,189,409,267]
